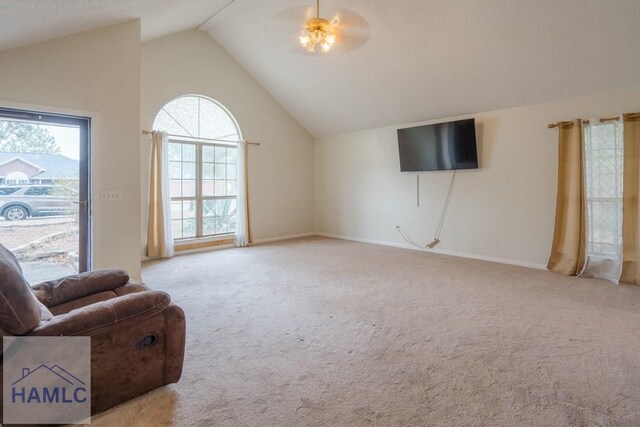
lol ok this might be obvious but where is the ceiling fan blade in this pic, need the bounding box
[330,8,370,33]
[330,8,371,53]
[275,6,369,30]
[274,6,316,27]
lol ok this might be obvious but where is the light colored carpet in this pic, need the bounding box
[91,237,640,426]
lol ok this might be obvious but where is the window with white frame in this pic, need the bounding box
[583,120,623,258]
[153,95,241,241]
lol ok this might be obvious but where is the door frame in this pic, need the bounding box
[0,106,93,272]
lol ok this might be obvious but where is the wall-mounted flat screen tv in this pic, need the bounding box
[397,118,478,172]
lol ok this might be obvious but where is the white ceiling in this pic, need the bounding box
[0,0,232,51]
[2,1,640,137]
[206,0,640,136]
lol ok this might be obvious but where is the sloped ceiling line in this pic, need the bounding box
[204,0,640,137]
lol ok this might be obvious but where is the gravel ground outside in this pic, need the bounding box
[0,216,79,279]
[0,219,75,250]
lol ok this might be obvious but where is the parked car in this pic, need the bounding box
[0,184,77,221]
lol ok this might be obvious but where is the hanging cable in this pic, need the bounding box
[433,170,457,243]
[396,170,457,249]
[396,225,428,249]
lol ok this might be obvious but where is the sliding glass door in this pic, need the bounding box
[0,107,90,282]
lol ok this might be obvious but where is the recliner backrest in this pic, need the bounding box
[0,244,43,335]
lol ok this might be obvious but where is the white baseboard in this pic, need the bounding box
[140,231,546,271]
[251,232,316,245]
[315,232,546,270]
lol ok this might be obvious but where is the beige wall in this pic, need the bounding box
[141,30,314,251]
[315,88,640,267]
[5,20,635,274]
[0,21,142,280]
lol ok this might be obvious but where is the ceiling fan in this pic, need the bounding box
[299,0,336,53]
[276,1,370,54]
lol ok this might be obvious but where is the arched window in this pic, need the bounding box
[5,171,29,185]
[153,95,242,240]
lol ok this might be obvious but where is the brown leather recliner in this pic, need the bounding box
[0,243,186,419]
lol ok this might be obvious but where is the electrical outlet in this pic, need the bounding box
[101,191,122,201]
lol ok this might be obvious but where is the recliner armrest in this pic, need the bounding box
[31,290,170,336]
[31,269,130,307]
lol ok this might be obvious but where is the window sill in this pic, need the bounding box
[174,234,235,252]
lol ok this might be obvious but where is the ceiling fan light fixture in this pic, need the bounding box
[299,1,336,53]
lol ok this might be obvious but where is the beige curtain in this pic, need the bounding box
[548,119,586,275]
[244,141,252,245]
[234,140,250,247]
[147,131,174,258]
[621,115,640,284]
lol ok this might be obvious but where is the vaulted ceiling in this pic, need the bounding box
[2,0,640,137]
[0,0,231,50]
[205,0,640,136]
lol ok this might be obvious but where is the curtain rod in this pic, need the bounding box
[141,130,261,146]
[547,112,640,129]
